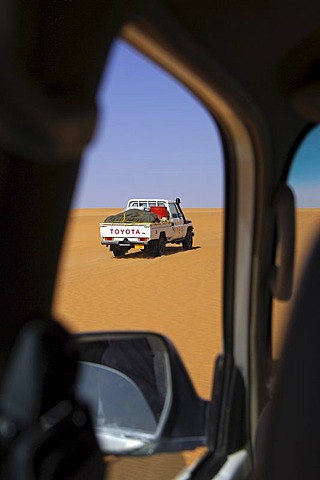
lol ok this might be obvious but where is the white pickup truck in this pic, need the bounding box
[100,198,194,257]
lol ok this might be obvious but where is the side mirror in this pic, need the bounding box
[74,332,209,456]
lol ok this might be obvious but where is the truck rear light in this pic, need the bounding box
[104,237,113,241]
[139,238,148,242]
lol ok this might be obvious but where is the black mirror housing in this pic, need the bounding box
[74,331,209,456]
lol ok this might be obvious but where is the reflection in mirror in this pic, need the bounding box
[75,333,171,454]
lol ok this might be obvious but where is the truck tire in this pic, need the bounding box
[182,228,193,250]
[151,234,166,256]
[112,247,126,257]
[158,235,166,256]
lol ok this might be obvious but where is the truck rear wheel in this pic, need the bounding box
[112,246,126,257]
[150,234,166,257]
[147,235,166,256]
[182,229,193,250]
[157,235,166,256]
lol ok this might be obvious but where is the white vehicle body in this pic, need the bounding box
[100,198,194,256]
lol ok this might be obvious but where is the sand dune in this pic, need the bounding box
[53,208,320,477]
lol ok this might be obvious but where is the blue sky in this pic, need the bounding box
[73,39,320,209]
[289,125,320,207]
[73,39,224,208]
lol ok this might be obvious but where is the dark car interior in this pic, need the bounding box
[254,230,320,480]
[1,1,320,478]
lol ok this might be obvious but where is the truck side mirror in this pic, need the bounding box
[74,332,209,456]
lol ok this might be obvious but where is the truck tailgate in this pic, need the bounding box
[100,223,151,240]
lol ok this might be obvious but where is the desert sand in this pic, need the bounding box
[53,208,319,479]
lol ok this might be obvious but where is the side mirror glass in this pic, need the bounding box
[74,332,208,456]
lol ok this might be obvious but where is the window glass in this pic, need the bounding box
[54,38,224,473]
[273,126,320,358]
[168,203,179,218]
